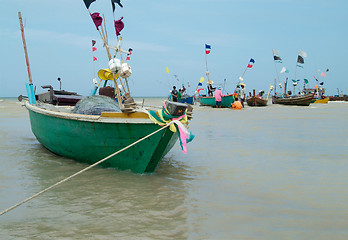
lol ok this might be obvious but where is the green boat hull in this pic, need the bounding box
[198,95,235,108]
[26,103,179,173]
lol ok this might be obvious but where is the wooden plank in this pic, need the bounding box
[101,111,149,118]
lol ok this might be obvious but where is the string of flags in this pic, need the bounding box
[92,39,97,61]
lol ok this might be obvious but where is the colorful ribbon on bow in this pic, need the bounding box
[147,103,194,154]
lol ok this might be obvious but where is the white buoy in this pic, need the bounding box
[119,63,132,78]
[109,58,121,73]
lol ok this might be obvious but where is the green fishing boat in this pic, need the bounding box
[18,2,193,173]
[198,94,235,108]
[25,102,183,173]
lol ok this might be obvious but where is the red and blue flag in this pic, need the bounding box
[205,44,211,54]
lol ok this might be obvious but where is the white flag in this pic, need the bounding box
[272,49,279,55]
[280,67,287,74]
[299,49,307,58]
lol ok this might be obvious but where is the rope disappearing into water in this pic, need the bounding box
[0,122,173,216]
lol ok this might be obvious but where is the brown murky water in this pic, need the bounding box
[0,98,347,239]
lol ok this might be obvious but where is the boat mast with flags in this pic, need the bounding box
[293,49,307,94]
[271,49,314,106]
[83,0,133,110]
[204,44,212,85]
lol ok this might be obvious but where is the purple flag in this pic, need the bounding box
[91,12,103,30]
[114,17,124,36]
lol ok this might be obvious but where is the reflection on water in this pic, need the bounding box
[0,98,348,239]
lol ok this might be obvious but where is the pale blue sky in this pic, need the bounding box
[1,0,347,97]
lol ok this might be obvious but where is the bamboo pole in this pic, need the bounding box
[205,46,210,81]
[294,50,299,90]
[18,12,32,85]
[272,51,280,86]
[102,14,108,43]
[114,37,127,93]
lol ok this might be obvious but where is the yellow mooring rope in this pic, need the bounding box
[0,122,173,216]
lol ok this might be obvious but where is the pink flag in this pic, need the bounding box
[114,17,124,36]
[321,72,326,77]
[92,47,97,52]
[93,56,97,61]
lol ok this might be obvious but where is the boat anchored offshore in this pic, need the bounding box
[272,93,314,106]
[18,2,194,173]
[197,44,235,108]
[271,49,314,106]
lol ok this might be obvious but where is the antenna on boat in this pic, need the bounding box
[57,77,61,90]
[18,11,36,105]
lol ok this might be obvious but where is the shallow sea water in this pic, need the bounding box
[0,97,347,239]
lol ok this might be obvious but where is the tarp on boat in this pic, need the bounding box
[73,95,121,115]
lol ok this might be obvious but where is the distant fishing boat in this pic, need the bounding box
[36,84,83,106]
[302,88,329,104]
[328,95,348,101]
[246,87,273,107]
[196,44,235,108]
[180,94,195,105]
[198,94,235,108]
[328,89,348,101]
[272,93,314,106]
[18,3,193,174]
[271,49,314,106]
[246,96,267,107]
[313,98,329,104]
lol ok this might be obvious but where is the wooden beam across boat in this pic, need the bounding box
[101,111,149,118]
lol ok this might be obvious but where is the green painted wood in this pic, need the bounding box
[198,95,235,108]
[27,108,178,173]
